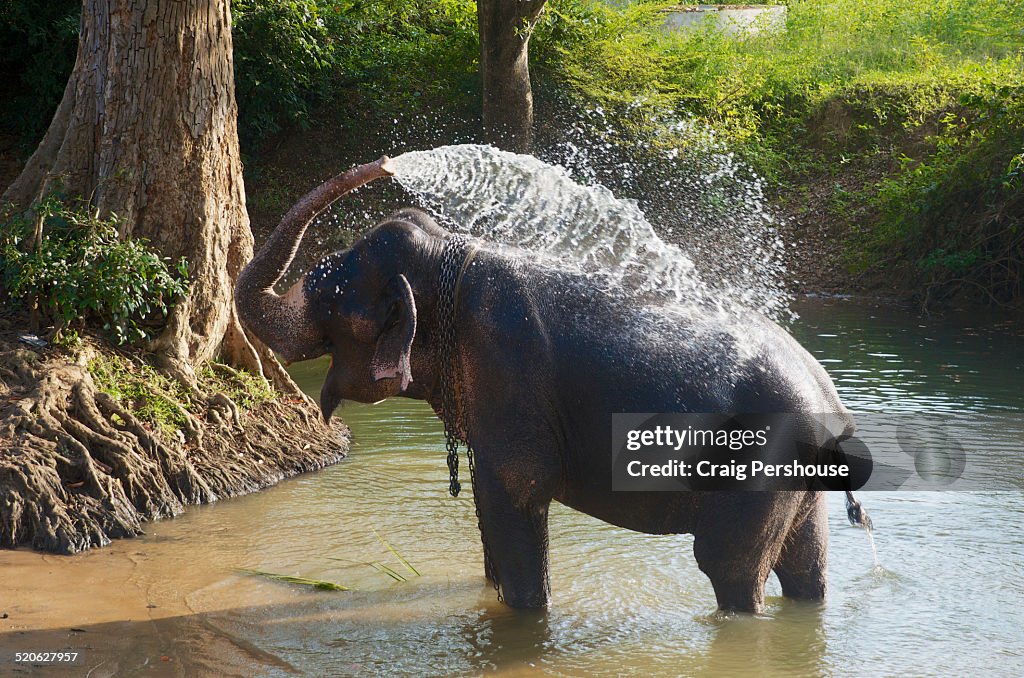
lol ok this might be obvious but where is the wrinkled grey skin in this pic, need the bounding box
[236,162,854,612]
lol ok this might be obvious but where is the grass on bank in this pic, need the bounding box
[530,0,1024,305]
[88,352,275,440]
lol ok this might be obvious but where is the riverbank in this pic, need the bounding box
[0,306,349,554]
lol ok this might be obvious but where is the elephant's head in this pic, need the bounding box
[302,213,449,417]
[235,159,449,420]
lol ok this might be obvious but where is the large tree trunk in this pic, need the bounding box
[477,0,547,153]
[0,0,341,553]
[3,0,278,384]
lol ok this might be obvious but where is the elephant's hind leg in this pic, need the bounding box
[695,559,771,614]
[692,496,791,613]
[773,493,828,601]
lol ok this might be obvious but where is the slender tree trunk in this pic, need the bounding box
[477,0,547,153]
[3,0,278,384]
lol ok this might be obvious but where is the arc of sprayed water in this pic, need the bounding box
[387,144,788,319]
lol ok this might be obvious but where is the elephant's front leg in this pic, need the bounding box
[474,471,552,609]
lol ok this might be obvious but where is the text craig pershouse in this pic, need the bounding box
[611,413,861,491]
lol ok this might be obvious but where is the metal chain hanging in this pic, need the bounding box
[436,235,501,598]
[436,235,466,498]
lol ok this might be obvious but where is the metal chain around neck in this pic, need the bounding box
[437,234,470,497]
[436,234,501,599]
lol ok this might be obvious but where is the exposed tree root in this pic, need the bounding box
[0,329,347,554]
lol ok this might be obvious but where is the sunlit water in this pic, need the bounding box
[1,298,1021,676]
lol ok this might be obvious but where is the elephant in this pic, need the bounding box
[235,157,870,612]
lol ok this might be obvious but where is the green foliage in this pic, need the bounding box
[870,83,1024,304]
[1,195,189,345]
[231,0,478,143]
[232,0,338,141]
[0,0,79,143]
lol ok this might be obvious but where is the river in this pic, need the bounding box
[1,296,1022,676]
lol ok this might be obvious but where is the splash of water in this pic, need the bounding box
[537,108,792,321]
[388,142,789,319]
[391,144,709,302]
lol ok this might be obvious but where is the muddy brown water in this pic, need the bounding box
[2,297,1023,677]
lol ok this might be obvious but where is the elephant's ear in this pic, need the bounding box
[371,274,417,391]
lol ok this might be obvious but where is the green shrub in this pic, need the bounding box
[0,0,80,143]
[232,0,338,141]
[870,82,1024,304]
[232,0,479,144]
[1,196,189,345]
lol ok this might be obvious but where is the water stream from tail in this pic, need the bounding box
[388,144,789,320]
[865,523,880,568]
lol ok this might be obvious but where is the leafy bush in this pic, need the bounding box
[232,0,478,144]
[0,0,80,143]
[871,83,1024,305]
[1,196,189,344]
[232,0,338,141]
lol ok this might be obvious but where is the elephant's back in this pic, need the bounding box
[542,285,848,422]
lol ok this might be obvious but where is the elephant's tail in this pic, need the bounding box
[844,491,873,530]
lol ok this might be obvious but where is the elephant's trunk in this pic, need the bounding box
[235,157,394,363]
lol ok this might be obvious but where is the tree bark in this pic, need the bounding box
[477,0,547,153]
[3,0,271,382]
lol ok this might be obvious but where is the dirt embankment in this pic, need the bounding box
[774,172,878,298]
[0,309,348,554]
